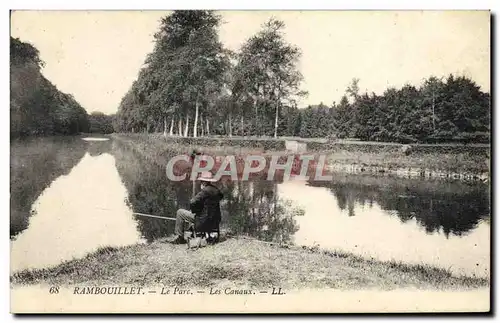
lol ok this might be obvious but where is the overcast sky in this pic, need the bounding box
[10,10,490,114]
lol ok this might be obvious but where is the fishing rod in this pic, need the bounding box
[95,207,176,221]
[133,212,176,221]
[93,181,199,222]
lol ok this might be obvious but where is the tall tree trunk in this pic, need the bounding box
[253,98,258,137]
[163,116,167,137]
[193,98,199,138]
[169,117,174,136]
[184,114,190,137]
[178,118,182,136]
[200,115,204,136]
[432,94,436,131]
[241,115,244,137]
[274,100,279,138]
[229,113,232,137]
[206,118,210,135]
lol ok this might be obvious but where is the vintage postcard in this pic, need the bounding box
[9,10,491,313]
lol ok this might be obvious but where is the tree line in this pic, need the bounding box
[114,11,305,139]
[11,37,89,137]
[10,37,115,138]
[299,76,490,143]
[110,10,489,144]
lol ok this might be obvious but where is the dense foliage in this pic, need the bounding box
[115,11,306,139]
[88,112,115,134]
[10,37,90,138]
[115,11,490,144]
[300,77,490,143]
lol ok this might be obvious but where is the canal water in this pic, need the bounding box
[10,137,490,278]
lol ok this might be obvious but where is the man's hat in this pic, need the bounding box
[197,171,217,182]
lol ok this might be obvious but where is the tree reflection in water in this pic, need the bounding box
[221,179,302,244]
[112,141,301,243]
[309,174,490,238]
[10,137,88,237]
[113,140,489,244]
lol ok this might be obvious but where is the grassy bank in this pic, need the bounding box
[111,133,490,179]
[11,238,488,290]
[324,148,489,179]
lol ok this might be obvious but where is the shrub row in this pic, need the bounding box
[157,134,287,151]
[306,141,490,156]
[115,133,490,158]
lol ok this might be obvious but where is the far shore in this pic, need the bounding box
[110,133,490,182]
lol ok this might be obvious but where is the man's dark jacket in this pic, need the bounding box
[190,184,223,231]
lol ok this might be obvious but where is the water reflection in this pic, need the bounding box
[310,175,490,237]
[221,181,301,243]
[113,141,184,241]
[10,138,144,272]
[10,137,88,237]
[87,137,112,157]
[10,137,490,278]
[278,177,490,278]
[112,141,301,244]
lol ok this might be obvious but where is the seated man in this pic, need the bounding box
[170,171,223,244]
